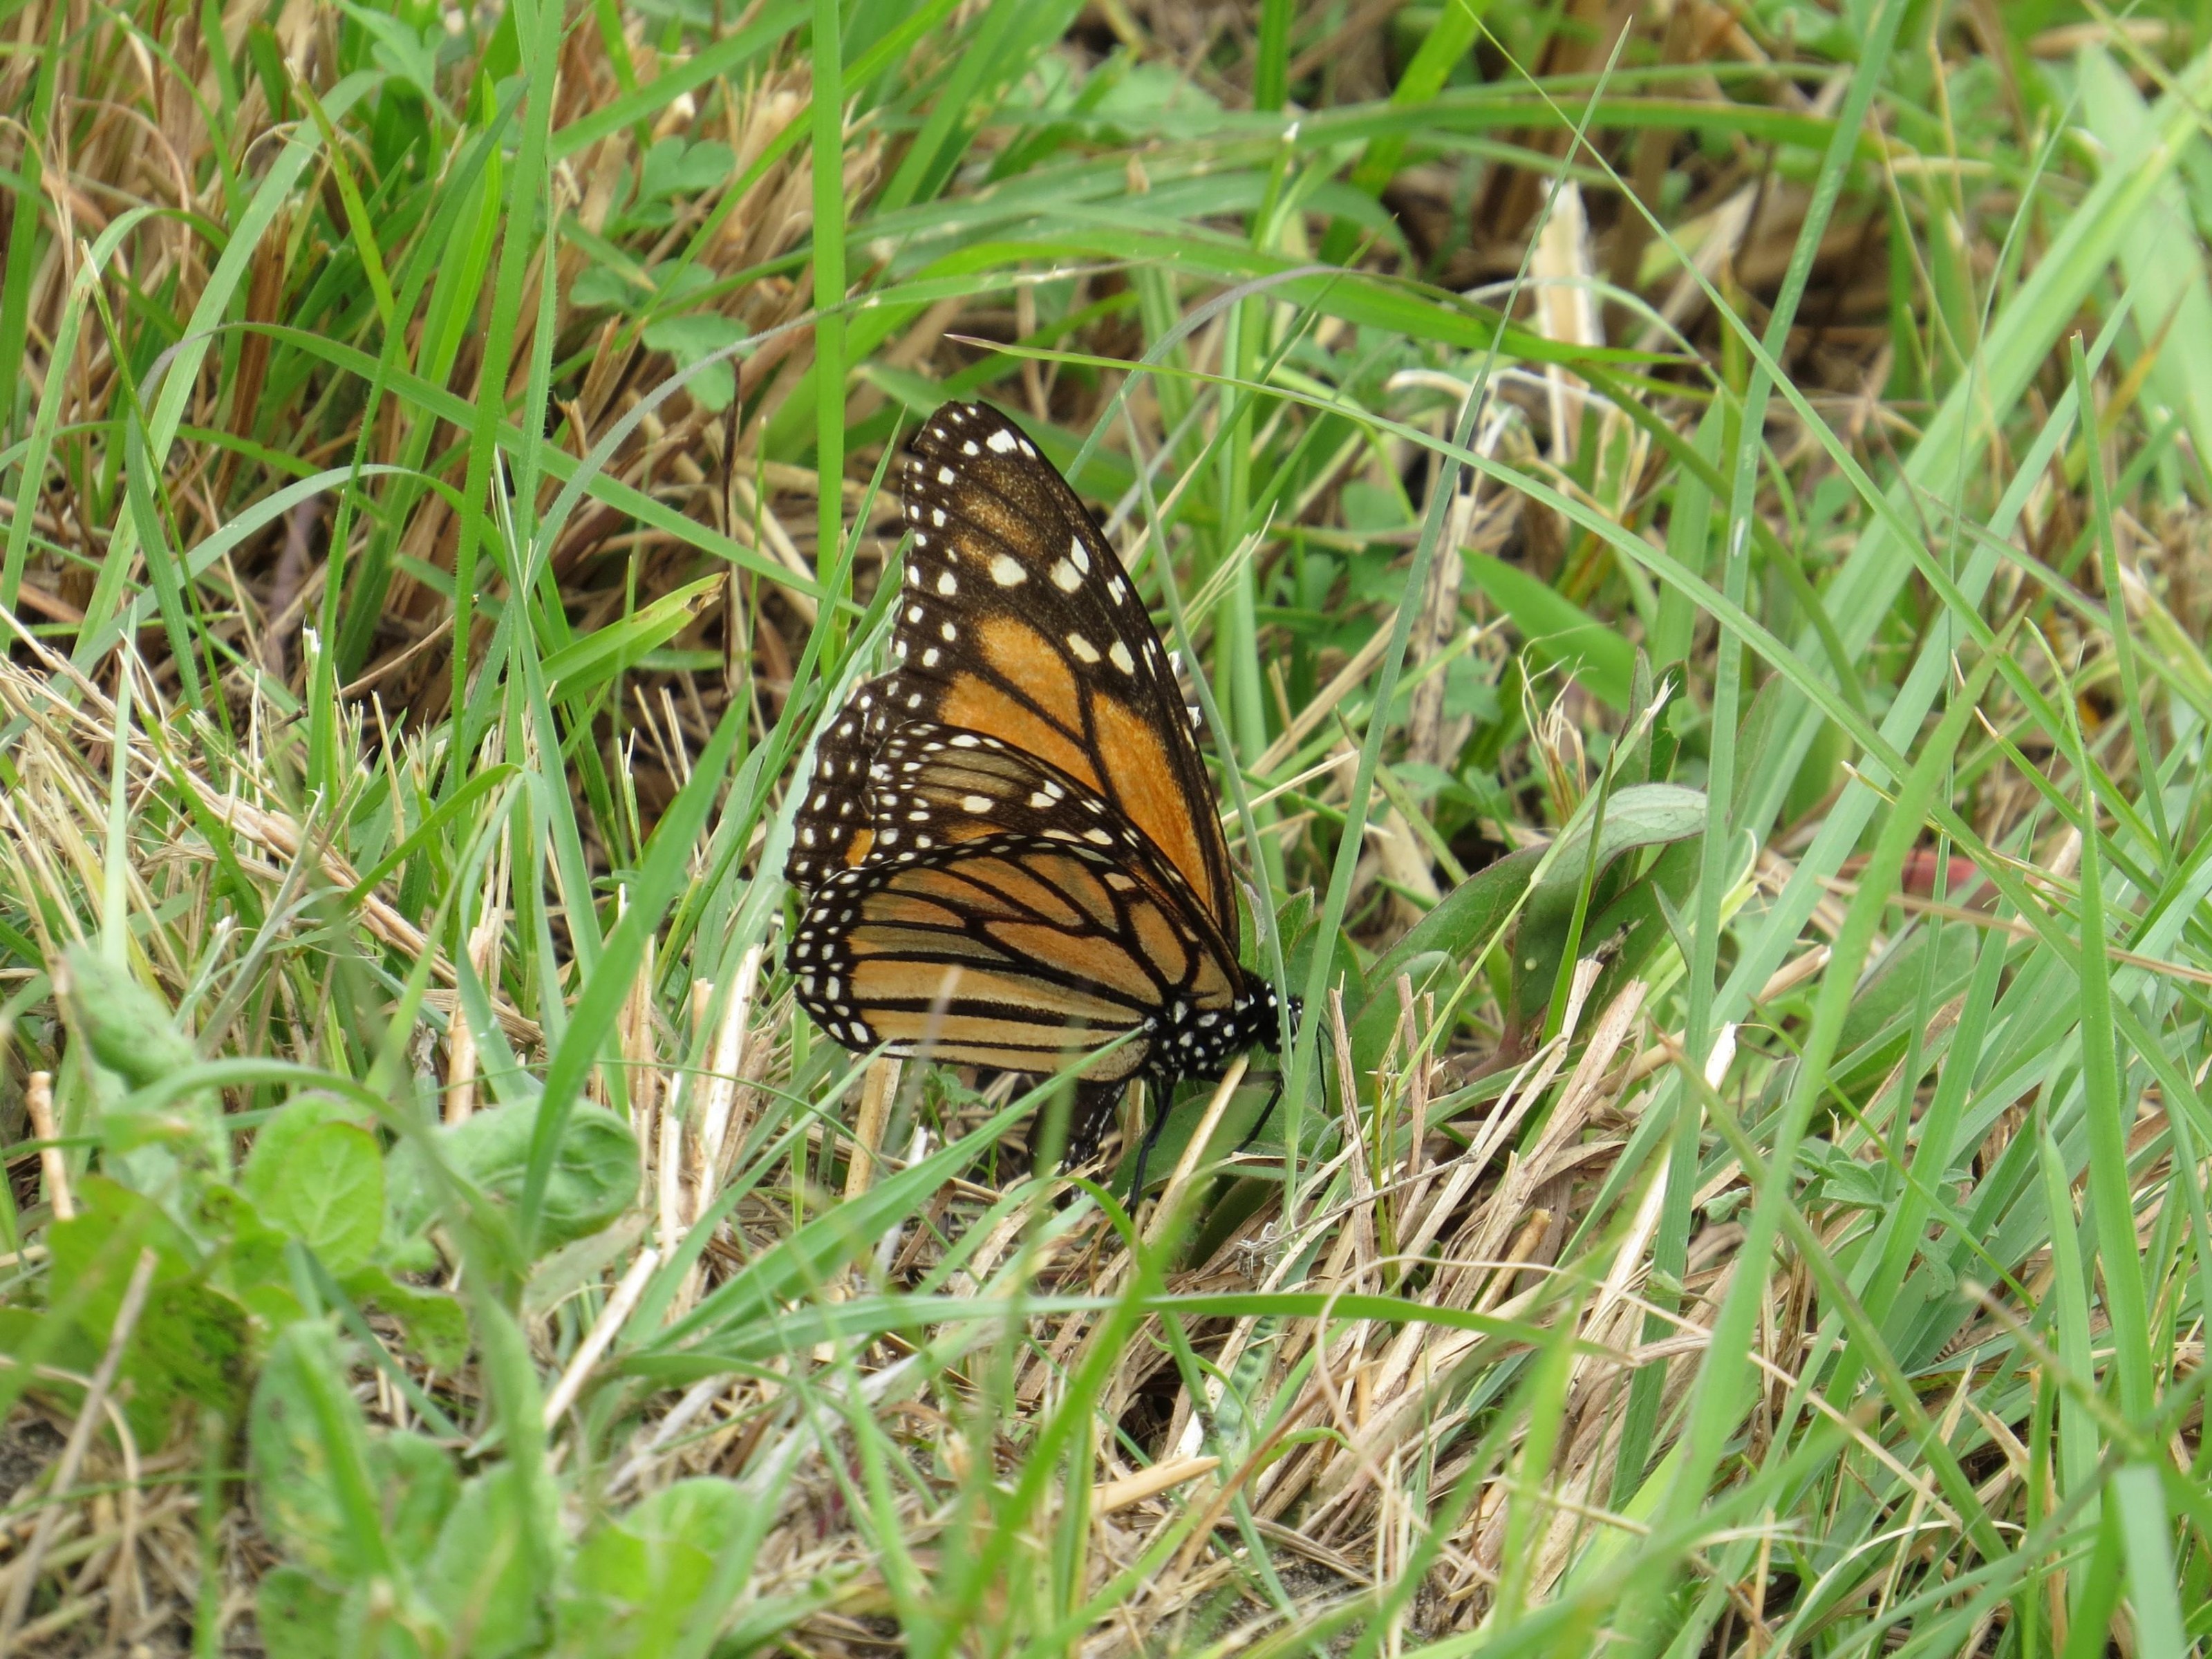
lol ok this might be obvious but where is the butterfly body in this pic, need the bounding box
[785,401,1294,1164]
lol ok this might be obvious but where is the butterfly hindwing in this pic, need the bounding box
[860,719,1241,997]
[785,674,896,890]
[788,830,1229,1082]
[861,723,1222,935]
[887,404,1236,935]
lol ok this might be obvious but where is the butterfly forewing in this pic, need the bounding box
[887,404,1235,935]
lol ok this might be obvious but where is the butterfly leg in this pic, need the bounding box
[1125,1091,1174,1206]
[1231,1073,1288,1158]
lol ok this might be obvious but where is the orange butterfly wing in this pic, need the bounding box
[788,728,1245,1067]
[883,404,1236,935]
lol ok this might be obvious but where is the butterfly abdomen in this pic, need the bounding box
[1151,974,1290,1087]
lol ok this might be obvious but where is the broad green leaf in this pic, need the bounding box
[388,1099,639,1255]
[1512,785,1712,1031]
[243,1102,386,1276]
[1366,847,1544,995]
[54,943,227,1179]
[419,1471,550,1658]
[202,1183,308,1329]
[562,1479,749,1653]
[374,1429,463,1571]
[256,1565,345,1659]
[1575,834,1727,1022]
[248,1322,385,1582]
[637,317,747,409]
[250,1331,453,1624]
[46,1178,250,1442]
[342,1264,471,1374]
[1526,785,1710,915]
[1351,847,1542,1074]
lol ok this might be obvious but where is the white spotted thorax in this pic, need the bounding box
[782,400,1298,1154]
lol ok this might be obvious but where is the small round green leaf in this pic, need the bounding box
[243,1104,385,1276]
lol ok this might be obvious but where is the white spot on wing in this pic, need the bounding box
[989,554,1027,587]
[1109,641,1136,673]
[986,428,1018,454]
[1051,560,1080,592]
[1067,632,1100,663]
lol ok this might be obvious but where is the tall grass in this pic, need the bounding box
[2,1,2209,1654]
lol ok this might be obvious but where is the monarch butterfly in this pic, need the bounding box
[784,400,1295,1181]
